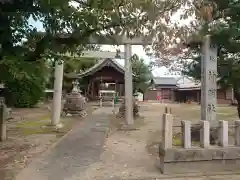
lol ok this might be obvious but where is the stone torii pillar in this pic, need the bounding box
[124,44,134,125]
[51,60,64,127]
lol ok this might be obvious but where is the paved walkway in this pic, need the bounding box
[16,108,112,180]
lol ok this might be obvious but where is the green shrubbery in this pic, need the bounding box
[0,58,46,108]
[7,78,45,108]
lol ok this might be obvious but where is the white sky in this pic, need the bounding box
[100,9,194,77]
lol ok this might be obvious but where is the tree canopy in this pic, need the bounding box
[0,0,196,61]
[0,0,199,107]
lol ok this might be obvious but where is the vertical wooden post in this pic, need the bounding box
[0,97,7,141]
[115,80,118,92]
[112,93,115,114]
[91,80,95,99]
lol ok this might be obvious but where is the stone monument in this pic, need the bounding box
[63,80,87,117]
[158,35,240,174]
[201,35,218,122]
[191,35,219,144]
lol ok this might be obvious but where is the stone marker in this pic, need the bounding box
[201,35,218,122]
[192,35,218,145]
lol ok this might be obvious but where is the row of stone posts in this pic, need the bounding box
[162,110,240,149]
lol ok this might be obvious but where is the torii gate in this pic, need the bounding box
[51,35,152,127]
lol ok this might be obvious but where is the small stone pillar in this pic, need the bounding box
[165,106,172,114]
[200,120,210,148]
[162,113,173,149]
[235,120,240,146]
[0,98,7,141]
[181,120,191,148]
[219,120,228,147]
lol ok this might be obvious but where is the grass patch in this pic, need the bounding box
[173,134,200,147]
[16,120,49,128]
[20,127,55,135]
[16,119,55,135]
[16,116,78,135]
[172,104,238,122]
[38,114,51,120]
[173,136,182,146]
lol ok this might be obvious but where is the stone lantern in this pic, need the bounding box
[63,80,87,117]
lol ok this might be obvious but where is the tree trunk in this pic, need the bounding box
[237,104,240,119]
[233,87,240,118]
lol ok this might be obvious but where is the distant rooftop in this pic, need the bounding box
[152,77,178,85]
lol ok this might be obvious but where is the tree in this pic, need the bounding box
[64,57,98,92]
[45,56,98,92]
[131,54,152,93]
[183,0,240,117]
[0,0,194,62]
[0,0,194,107]
[0,57,47,107]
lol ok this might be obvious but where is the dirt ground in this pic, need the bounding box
[4,102,240,180]
[0,102,96,180]
[81,102,240,180]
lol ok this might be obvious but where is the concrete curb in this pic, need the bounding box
[118,171,240,180]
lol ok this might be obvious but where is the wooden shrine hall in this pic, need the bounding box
[75,58,135,100]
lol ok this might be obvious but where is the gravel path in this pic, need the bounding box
[16,108,112,180]
[15,104,240,180]
[79,103,240,180]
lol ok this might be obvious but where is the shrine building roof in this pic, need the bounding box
[68,58,135,79]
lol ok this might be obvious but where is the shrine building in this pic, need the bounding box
[71,58,135,101]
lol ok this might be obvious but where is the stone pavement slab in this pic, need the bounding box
[16,108,112,180]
